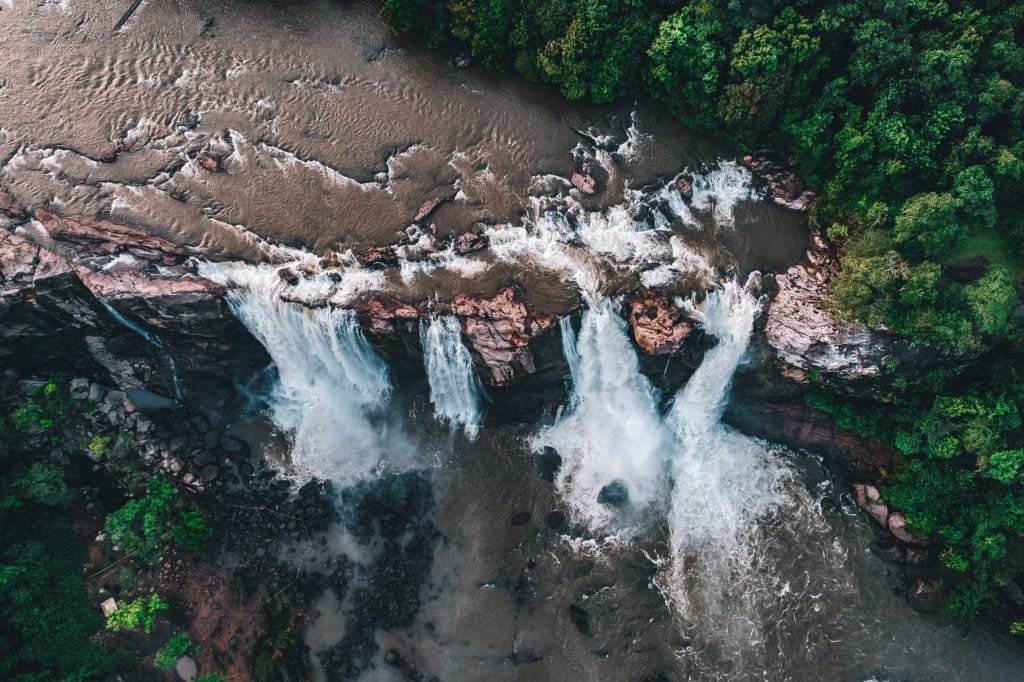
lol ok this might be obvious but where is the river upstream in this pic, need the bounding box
[3,0,1024,680]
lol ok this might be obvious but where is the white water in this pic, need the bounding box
[420,316,484,440]
[537,298,671,530]
[200,262,398,480]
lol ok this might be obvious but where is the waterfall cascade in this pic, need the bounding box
[420,315,484,440]
[538,298,671,530]
[201,263,395,479]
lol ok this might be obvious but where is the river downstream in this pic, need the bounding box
[3,0,1024,679]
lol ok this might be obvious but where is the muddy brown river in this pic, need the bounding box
[4,0,1024,680]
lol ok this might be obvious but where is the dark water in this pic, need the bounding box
[4,0,1024,680]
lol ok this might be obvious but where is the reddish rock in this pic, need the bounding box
[414,189,457,222]
[624,289,694,355]
[0,186,25,218]
[453,231,488,255]
[888,511,926,545]
[33,209,185,265]
[675,174,693,201]
[74,266,224,305]
[356,245,398,268]
[449,287,556,386]
[570,170,597,195]
[354,296,421,335]
[0,230,40,284]
[196,152,223,172]
[853,483,891,527]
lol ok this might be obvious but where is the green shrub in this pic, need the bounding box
[171,510,214,552]
[104,475,177,563]
[154,632,200,671]
[105,594,170,634]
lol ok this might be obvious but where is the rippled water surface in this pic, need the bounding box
[6,0,1024,680]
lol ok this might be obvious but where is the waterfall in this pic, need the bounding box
[99,300,183,400]
[201,262,395,480]
[537,298,671,529]
[420,316,484,439]
[661,280,833,673]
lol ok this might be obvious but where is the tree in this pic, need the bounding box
[104,476,177,563]
[892,192,966,259]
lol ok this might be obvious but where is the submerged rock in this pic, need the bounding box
[740,153,816,211]
[597,480,629,506]
[536,446,562,482]
[906,579,943,612]
[453,231,488,255]
[414,188,457,222]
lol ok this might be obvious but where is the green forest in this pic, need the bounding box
[382,0,1024,622]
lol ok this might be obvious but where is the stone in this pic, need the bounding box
[871,543,905,564]
[545,510,566,529]
[453,231,488,255]
[739,153,816,211]
[277,267,299,285]
[597,480,629,506]
[70,378,90,398]
[888,512,926,545]
[355,245,399,268]
[570,170,597,195]
[853,483,890,527]
[196,152,223,172]
[675,174,693,201]
[537,447,562,482]
[449,286,557,386]
[34,209,185,264]
[568,604,590,634]
[0,184,25,218]
[906,547,937,567]
[174,654,198,681]
[623,289,695,355]
[511,512,531,526]
[88,383,104,402]
[354,296,421,335]
[414,189,457,222]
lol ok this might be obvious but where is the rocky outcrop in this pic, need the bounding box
[449,287,557,386]
[740,153,816,211]
[765,230,892,378]
[34,209,187,265]
[623,289,695,355]
[0,186,26,219]
[354,296,421,336]
[355,245,399,268]
[414,188,457,222]
[73,267,226,327]
[453,231,488,255]
[722,399,894,479]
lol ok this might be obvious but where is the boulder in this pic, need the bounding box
[196,152,223,172]
[355,245,399,268]
[888,512,926,545]
[623,289,694,355]
[453,231,488,255]
[449,286,557,386]
[764,230,893,378]
[853,483,890,528]
[674,175,693,201]
[597,480,629,506]
[277,267,299,285]
[739,153,816,211]
[570,170,597,195]
[0,185,25,219]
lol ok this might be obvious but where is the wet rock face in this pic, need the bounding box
[740,153,816,211]
[354,296,421,336]
[623,289,695,355]
[448,286,557,386]
[764,231,893,379]
[34,209,187,265]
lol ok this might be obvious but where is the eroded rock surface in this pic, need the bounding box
[765,231,892,378]
[623,289,694,355]
[449,286,557,386]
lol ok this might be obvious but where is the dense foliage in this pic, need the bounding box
[382,0,1024,621]
[154,632,199,671]
[0,381,131,680]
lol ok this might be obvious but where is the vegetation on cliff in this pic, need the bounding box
[382,0,1024,622]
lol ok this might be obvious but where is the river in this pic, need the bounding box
[3,0,1024,679]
